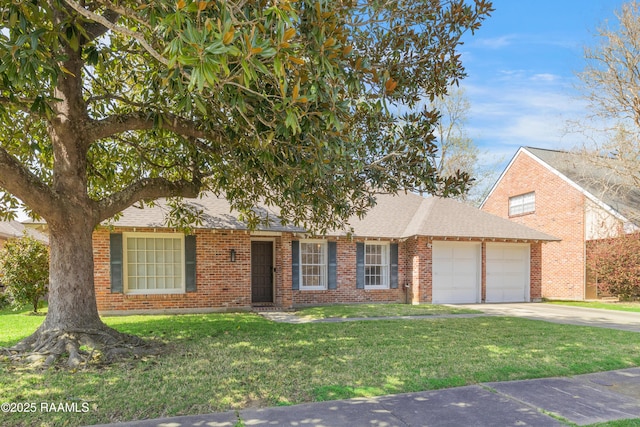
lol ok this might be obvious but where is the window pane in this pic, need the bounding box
[509,192,535,216]
[126,235,183,293]
[365,244,389,287]
[300,242,326,288]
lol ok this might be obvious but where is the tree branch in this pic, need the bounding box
[0,97,38,114]
[90,112,227,149]
[95,177,202,222]
[0,148,59,219]
[82,9,120,42]
[62,0,169,66]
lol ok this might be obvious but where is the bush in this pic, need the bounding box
[587,233,640,300]
[0,235,49,313]
[0,291,10,309]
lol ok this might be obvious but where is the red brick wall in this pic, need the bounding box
[95,228,256,312]
[95,229,408,312]
[403,237,432,303]
[482,151,586,300]
[291,238,406,306]
[94,227,544,312]
[530,242,542,300]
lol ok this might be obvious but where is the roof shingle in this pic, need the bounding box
[525,147,640,226]
[108,192,558,241]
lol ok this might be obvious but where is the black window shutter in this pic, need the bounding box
[328,241,337,290]
[390,243,399,289]
[109,233,123,293]
[356,242,365,289]
[291,240,300,290]
[185,234,197,292]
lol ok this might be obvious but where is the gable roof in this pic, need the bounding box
[523,147,640,226]
[107,196,306,233]
[0,220,49,244]
[109,192,558,242]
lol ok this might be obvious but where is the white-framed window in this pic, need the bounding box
[123,232,185,294]
[300,240,327,290]
[509,192,535,216]
[365,242,390,289]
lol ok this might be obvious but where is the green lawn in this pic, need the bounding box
[546,300,640,313]
[294,303,481,319]
[2,307,640,427]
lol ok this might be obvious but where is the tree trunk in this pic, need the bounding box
[7,216,155,367]
[44,220,102,330]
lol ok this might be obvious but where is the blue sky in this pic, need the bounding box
[458,0,626,166]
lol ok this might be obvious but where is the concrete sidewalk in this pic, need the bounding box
[91,367,640,427]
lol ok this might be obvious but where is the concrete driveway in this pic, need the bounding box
[455,303,640,332]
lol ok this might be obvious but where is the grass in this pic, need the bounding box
[1,306,640,427]
[587,421,640,427]
[546,300,640,313]
[294,303,481,319]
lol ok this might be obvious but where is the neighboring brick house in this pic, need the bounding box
[481,147,640,300]
[94,192,556,314]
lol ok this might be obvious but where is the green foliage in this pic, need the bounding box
[0,291,9,309]
[587,233,640,300]
[0,236,49,313]
[0,0,493,232]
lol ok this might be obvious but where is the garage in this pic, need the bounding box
[486,243,530,302]
[432,241,481,303]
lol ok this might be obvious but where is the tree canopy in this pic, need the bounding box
[0,0,493,366]
[1,0,492,232]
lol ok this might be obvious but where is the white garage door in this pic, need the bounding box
[486,243,530,303]
[432,242,480,304]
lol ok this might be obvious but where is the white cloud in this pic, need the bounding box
[531,73,560,82]
[461,72,589,155]
[473,35,517,49]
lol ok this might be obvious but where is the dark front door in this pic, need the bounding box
[251,241,274,303]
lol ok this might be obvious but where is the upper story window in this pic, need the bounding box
[300,240,327,290]
[364,243,390,289]
[124,233,185,294]
[509,192,535,216]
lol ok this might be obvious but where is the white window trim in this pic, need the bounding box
[364,242,390,289]
[299,239,328,291]
[123,232,186,295]
[509,192,535,216]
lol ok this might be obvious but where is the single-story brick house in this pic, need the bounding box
[95,192,557,314]
[481,147,640,300]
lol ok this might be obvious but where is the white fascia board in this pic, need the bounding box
[479,147,527,209]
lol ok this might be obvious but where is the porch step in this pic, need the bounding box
[251,305,282,312]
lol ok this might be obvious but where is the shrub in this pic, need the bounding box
[0,235,49,313]
[587,233,640,300]
[0,291,10,309]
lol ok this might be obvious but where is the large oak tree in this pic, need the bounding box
[0,0,492,366]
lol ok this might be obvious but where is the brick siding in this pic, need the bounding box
[94,228,543,312]
[482,152,585,300]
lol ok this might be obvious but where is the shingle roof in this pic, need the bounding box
[0,221,49,244]
[525,147,640,226]
[109,192,558,241]
[108,197,306,233]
